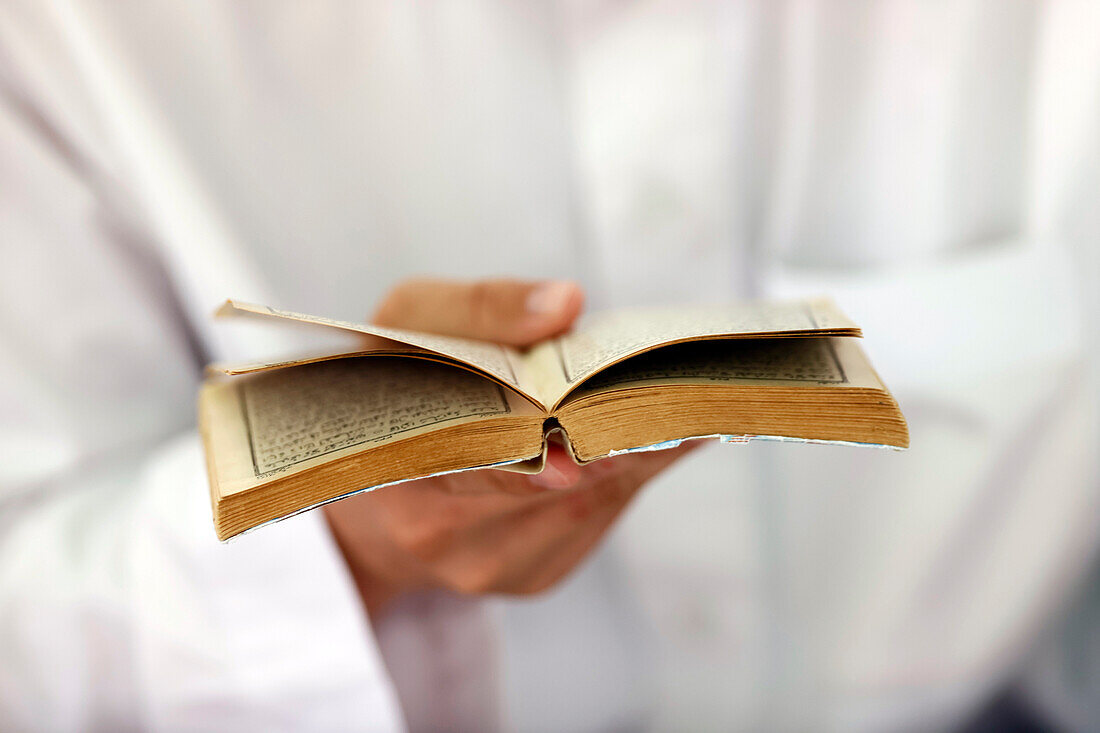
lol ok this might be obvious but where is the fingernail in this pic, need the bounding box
[526,281,575,316]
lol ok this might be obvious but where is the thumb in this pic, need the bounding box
[372,278,584,347]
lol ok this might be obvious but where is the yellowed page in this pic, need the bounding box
[544,297,859,406]
[217,300,537,403]
[518,340,571,408]
[563,336,882,402]
[201,357,541,498]
[552,336,907,459]
[206,337,427,377]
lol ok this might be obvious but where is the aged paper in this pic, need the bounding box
[551,297,859,393]
[240,358,515,476]
[519,339,571,409]
[207,340,427,377]
[202,357,541,498]
[217,300,530,396]
[215,297,859,410]
[567,337,883,400]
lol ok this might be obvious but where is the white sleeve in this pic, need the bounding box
[0,8,509,726]
[0,433,408,733]
[0,9,406,726]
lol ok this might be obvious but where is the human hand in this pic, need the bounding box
[324,278,692,618]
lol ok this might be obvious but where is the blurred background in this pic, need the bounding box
[1,1,1098,731]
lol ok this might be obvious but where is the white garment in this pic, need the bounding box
[1,1,1098,731]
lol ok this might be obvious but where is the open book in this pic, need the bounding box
[200,298,908,540]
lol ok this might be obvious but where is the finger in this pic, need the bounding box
[503,494,636,594]
[419,444,694,594]
[372,278,583,347]
[488,445,698,586]
[566,443,697,511]
[451,449,670,594]
[529,443,583,490]
[582,442,698,482]
[425,481,605,594]
[440,436,695,498]
[441,455,579,498]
